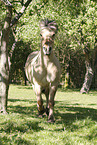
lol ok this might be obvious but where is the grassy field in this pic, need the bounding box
[0,85,97,145]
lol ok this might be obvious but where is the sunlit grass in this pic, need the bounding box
[0,85,97,145]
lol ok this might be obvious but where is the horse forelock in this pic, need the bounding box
[40,19,58,34]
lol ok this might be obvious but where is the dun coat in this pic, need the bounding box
[25,19,61,122]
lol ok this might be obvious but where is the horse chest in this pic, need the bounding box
[46,62,58,82]
[33,61,58,86]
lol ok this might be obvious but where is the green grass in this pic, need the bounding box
[0,85,97,145]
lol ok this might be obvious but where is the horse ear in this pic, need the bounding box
[48,21,58,33]
[40,33,42,37]
[40,20,45,29]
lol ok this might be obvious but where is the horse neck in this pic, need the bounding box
[40,39,45,68]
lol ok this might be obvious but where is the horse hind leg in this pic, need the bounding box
[43,88,49,116]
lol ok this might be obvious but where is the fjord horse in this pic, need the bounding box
[25,19,61,122]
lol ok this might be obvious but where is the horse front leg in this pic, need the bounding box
[48,85,57,123]
[37,94,45,117]
[33,84,45,117]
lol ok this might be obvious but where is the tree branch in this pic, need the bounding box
[1,0,12,6]
[10,0,32,27]
[1,0,19,15]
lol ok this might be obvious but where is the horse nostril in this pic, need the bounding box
[43,46,52,55]
[49,47,52,51]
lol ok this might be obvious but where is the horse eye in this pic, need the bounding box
[52,34,55,37]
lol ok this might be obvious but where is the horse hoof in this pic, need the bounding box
[47,119,55,123]
[38,114,44,118]
[48,115,55,123]
[37,106,45,115]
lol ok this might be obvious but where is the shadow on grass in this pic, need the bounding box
[55,101,97,128]
[8,97,97,123]
[0,133,37,145]
[0,115,42,145]
[0,106,43,145]
[0,103,44,145]
[0,136,11,145]
[8,104,37,116]
[17,86,32,90]
[9,98,36,103]
[58,88,80,92]
[5,95,97,144]
[8,99,97,123]
[8,93,97,128]
[0,119,43,133]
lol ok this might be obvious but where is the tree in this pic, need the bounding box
[79,1,96,93]
[0,4,12,114]
[80,44,94,93]
[0,0,32,113]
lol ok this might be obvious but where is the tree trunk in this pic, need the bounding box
[64,62,70,88]
[92,44,97,89]
[80,60,93,94]
[0,0,33,114]
[0,6,12,113]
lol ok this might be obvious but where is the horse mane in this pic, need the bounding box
[40,19,58,33]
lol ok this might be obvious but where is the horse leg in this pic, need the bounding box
[48,85,57,123]
[37,94,45,117]
[33,84,45,117]
[44,88,49,116]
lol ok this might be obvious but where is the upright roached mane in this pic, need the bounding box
[40,19,58,33]
[25,19,61,122]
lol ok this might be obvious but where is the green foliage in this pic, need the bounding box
[0,85,97,144]
[0,2,6,29]
[16,0,96,48]
[1,0,97,88]
[10,40,32,84]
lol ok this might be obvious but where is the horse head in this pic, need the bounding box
[40,19,58,55]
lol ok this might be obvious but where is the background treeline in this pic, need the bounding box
[1,0,97,89]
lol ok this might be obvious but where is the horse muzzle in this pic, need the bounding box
[43,46,52,55]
